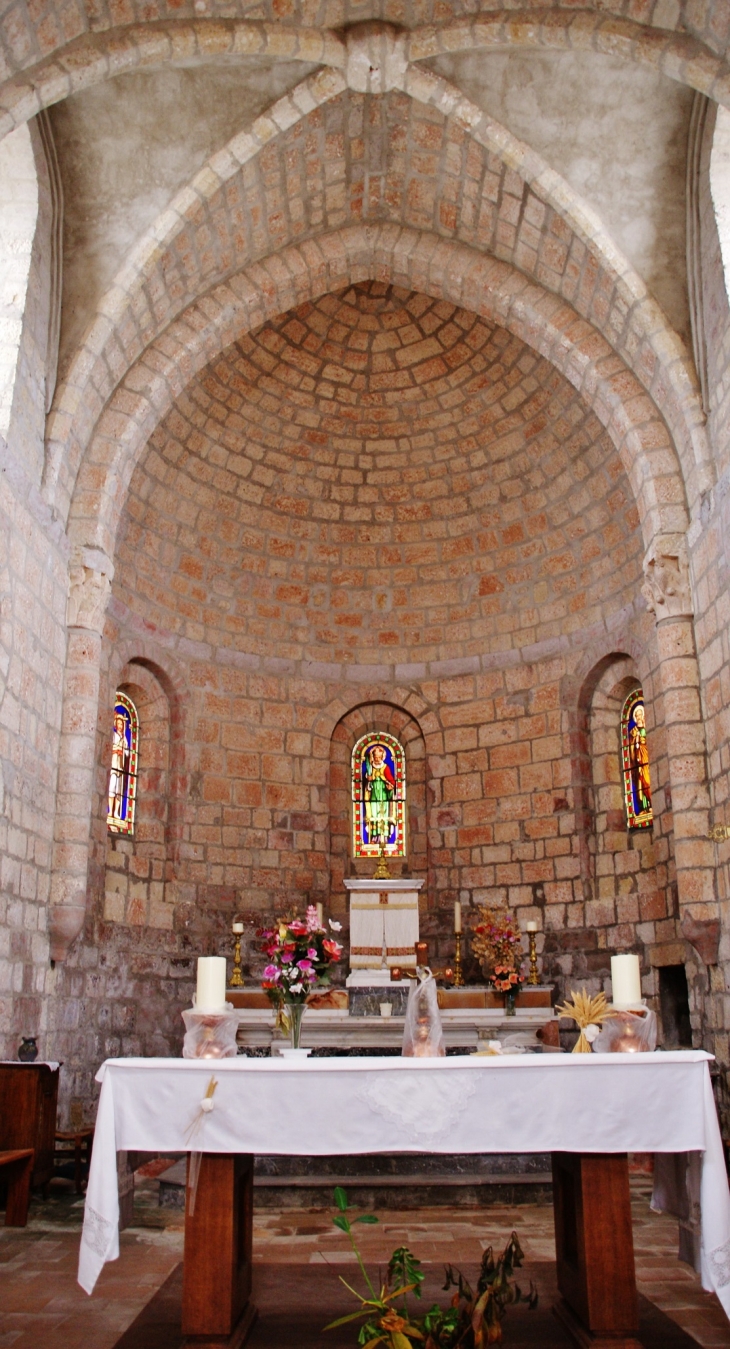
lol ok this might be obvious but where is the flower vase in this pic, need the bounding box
[504,990,517,1017]
[287,1002,305,1049]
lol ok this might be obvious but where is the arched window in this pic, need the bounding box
[351,731,406,859]
[620,689,652,830]
[107,692,139,835]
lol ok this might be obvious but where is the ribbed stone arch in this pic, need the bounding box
[45,73,707,530]
[1,2,730,142]
[64,225,687,574]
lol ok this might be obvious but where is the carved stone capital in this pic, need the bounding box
[67,548,114,633]
[641,536,693,621]
[345,23,407,94]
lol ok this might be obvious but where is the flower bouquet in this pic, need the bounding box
[470,907,526,1015]
[259,906,342,1049]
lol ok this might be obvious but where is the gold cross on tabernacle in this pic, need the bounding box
[379,891,389,905]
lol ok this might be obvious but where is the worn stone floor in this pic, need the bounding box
[0,1176,729,1348]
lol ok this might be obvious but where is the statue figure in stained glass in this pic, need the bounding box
[363,742,396,846]
[108,711,131,824]
[352,732,406,858]
[107,693,138,833]
[629,702,651,815]
[621,690,652,829]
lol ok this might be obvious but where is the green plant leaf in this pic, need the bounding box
[324,1310,372,1330]
[333,1214,351,1233]
[334,1186,349,1212]
[355,1213,380,1224]
[391,1332,416,1349]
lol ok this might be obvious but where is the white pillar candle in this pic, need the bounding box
[526,921,537,933]
[611,954,642,1008]
[232,921,244,935]
[316,902,324,929]
[196,956,227,1012]
[454,901,462,933]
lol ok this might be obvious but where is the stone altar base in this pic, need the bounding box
[112,1262,700,1349]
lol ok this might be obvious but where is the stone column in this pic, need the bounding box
[48,549,113,962]
[642,537,717,921]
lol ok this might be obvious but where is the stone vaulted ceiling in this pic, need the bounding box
[113,282,643,667]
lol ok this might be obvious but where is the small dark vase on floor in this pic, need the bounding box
[18,1036,38,1062]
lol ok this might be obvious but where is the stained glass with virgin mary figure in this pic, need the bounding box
[621,688,653,830]
[351,731,406,858]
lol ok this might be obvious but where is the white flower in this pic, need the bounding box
[329,920,342,931]
[584,1024,600,1043]
[200,1097,215,1113]
[289,982,304,995]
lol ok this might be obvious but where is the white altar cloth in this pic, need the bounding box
[78,1051,730,1318]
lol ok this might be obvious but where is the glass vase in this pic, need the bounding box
[287,1002,305,1048]
[505,990,517,1017]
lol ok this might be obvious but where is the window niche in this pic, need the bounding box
[329,702,427,901]
[103,660,175,930]
[573,654,663,944]
[658,965,693,1048]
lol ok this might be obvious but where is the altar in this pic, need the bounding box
[344,876,424,983]
[79,1053,730,1349]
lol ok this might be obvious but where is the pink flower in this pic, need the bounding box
[297,959,313,972]
[307,948,318,959]
[306,906,320,931]
[289,920,308,935]
[263,965,280,980]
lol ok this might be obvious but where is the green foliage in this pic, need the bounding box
[324,1191,537,1348]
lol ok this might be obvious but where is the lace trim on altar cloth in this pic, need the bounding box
[706,1238,730,1289]
[82,1204,116,1258]
[356,1072,477,1145]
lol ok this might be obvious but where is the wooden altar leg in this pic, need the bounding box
[181,1153,257,1348]
[552,1152,643,1349]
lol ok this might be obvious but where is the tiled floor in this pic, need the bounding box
[1,1178,729,1347]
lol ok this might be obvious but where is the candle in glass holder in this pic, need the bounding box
[196,956,227,1012]
[454,900,462,933]
[611,953,642,1009]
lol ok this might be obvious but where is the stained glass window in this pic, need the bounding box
[352,731,406,859]
[621,689,653,830]
[107,692,139,835]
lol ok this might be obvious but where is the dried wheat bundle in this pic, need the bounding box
[555,988,618,1054]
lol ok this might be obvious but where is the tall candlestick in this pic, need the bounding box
[196,956,227,1012]
[454,900,462,933]
[453,931,464,987]
[527,927,539,985]
[316,902,324,929]
[230,923,244,988]
[611,953,642,1009]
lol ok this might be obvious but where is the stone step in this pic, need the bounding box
[156,1154,553,1211]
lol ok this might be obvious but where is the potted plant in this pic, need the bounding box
[259,906,342,1050]
[325,1188,537,1346]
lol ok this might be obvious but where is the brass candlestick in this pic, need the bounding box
[527,929,539,986]
[453,930,464,986]
[373,836,391,881]
[230,925,244,988]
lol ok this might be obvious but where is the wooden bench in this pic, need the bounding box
[0,1149,34,1226]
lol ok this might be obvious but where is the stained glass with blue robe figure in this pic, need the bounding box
[107,693,139,835]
